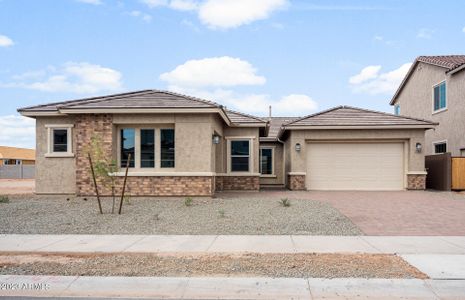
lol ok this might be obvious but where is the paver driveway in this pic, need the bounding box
[220,190,465,236]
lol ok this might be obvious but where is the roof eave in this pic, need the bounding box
[448,63,465,75]
[283,124,437,130]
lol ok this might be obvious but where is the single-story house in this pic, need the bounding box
[18,90,436,196]
[0,146,35,166]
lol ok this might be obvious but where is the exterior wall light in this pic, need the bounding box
[415,142,422,153]
[295,143,301,152]
[212,134,220,144]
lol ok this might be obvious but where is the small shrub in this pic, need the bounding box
[279,198,291,207]
[124,195,132,205]
[0,195,9,203]
[184,197,193,207]
[218,209,226,218]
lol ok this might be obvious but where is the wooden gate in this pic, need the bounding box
[452,157,465,190]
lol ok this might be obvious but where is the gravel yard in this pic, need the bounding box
[0,253,427,279]
[0,195,361,235]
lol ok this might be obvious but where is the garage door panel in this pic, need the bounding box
[306,142,404,190]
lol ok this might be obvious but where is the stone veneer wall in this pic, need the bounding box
[407,174,426,190]
[288,174,306,190]
[75,114,214,196]
[215,176,260,191]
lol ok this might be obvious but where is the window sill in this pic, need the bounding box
[45,153,75,158]
[110,171,214,177]
[432,108,447,115]
[260,174,277,178]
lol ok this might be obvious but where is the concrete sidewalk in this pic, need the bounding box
[1,234,465,254]
[1,275,465,299]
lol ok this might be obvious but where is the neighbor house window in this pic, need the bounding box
[433,81,446,112]
[120,128,135,168]
[140,129,155,168]
[45,124,73,156]
[230,140,250,172]
[394,105,400,115]
[160,129,175,168]
[260,147,273,175]
[434,142,447,154]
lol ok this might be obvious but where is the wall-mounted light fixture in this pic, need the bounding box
[212,134,220,144]
[415,142,422,153]
[295,143,301,152]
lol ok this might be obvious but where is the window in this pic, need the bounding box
[45,124,73,156]
[394,105,400,116]
[140,129,155,168]
[433,81,446,112]
[260,148,273,175]
[434,142,447,154]
[230,140,250,172]
[160,129,175,168]
[120,128,135,168]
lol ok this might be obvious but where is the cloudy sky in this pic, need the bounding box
[1,0,464,148]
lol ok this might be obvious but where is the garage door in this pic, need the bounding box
[306,142,404,190]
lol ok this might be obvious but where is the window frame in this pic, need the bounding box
[433,140,447,154]
[117,125,175,171]
[226,137,254,174]
[432,80,447,114]
[259,146,275,177]
[45,124,74,157]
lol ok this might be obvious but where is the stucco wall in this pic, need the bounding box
[394,62,465,155]
[287,129,426,173]
[35,116,76,194]
[259,141,284,185]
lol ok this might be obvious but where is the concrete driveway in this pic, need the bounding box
[0,179,35,195]
[221,190,465,236]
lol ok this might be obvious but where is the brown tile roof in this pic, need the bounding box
[390,55,465,105]
[18,90,221,112]
[261,117,299,141]
[417,55,465,72]
[284,106,437,128]
[0,146,35,161]
[225,109,267,124]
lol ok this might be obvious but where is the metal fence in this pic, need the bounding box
[0,165,35,179]
[425,153,451,191]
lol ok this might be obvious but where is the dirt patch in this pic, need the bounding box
[0,253,427,279]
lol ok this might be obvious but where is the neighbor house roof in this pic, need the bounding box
[18,90,267,128]
[0,146,35,161]
[260,117,299,141]
[280,106,436,136]
[390,55,465,105]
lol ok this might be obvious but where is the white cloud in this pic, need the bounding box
[4,62,123,94]
[160,56,266,88]
[0,35,14,47]
[141,0,198,10]
[76,0,102,4]
[129,10,153,22]
[198,0,288,29]
[417,28,435,39]
[349,63,412,95]
[0,115,35,149]
[349,65,381,84]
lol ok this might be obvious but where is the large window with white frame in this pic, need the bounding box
[45,124,74,157]
[229,139,251,172]
[433,81,446,112]
[118,126,174,170]
[260,147,274,175]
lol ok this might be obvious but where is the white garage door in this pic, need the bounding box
[306,142,404,190]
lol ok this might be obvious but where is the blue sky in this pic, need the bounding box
[0,0,464,148]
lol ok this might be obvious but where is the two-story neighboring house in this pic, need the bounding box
[390,55,465,156]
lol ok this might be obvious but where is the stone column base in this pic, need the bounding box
[407,174,426,190]
[215,176,260,191]
[288,174,306,190]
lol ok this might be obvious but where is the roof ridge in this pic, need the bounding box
[155,89,221,108]
[59,90,158,108]
[283,106,343,126]
[17,90,154,111]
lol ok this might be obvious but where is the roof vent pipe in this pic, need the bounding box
[268,105,272,121]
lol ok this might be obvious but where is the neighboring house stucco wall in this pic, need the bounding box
[35,116,76,194]
[394,62,465,155]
